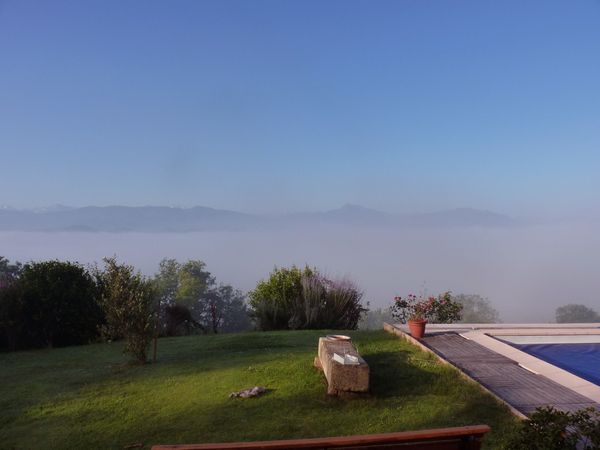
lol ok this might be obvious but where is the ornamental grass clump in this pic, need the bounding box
[249,266,367,331]
[300,275,366,330]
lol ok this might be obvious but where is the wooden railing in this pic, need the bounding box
[151,425,491,450]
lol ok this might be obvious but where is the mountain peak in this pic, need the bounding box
[338,203,371,211]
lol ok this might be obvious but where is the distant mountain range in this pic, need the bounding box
[0,204,516,232]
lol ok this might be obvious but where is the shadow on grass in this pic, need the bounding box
[364,350,437,397]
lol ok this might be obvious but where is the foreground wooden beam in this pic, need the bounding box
[151,425,491,449]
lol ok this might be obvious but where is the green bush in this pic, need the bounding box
[0,261,102,349]
[249,266,312,330]
[430,291,463,323]
[505,406,600,450]
[0,283,25,351]
[249,266,366,331]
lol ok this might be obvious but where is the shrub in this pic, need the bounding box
[97,257,157,364]
[390,291,462,324]
[4,261,102,349]
[300,275,365,329]
[430,291,463,323]
[0,283,24,351]
[506,406,600,449]
[249,265,312,330]
[249,266,366,331]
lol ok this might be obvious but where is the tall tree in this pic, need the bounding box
[154,258,181,307]
[176,260,214,310]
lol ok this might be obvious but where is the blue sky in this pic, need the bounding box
[1,0,599,216]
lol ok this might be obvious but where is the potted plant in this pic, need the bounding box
[390,292,462,339]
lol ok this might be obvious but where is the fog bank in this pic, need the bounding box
[2,223,599,322]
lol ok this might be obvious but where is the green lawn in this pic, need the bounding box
[0,330,519,449]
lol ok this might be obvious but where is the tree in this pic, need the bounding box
[556,304,600,323]
[176,260,214,314]
[97,257,157,363]
[0,256,22,289]
[154,258,181,308]
[453,294,501,323]
[153,258,250,334]
[208,284,252,333]
[359,306,394,330]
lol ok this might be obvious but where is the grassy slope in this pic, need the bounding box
[0,330,519,449]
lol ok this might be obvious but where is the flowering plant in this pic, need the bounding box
[391,294,432,322]
[390,291,462,324]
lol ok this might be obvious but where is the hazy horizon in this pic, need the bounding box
[2,220,599,323]
[2,1,600,324]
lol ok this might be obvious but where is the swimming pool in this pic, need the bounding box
[498,335,600,387]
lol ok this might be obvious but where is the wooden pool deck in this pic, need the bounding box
[384,324,599,417]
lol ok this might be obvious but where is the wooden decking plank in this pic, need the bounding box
[420,332,600,415]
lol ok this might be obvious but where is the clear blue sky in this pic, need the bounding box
[1,0,599,216]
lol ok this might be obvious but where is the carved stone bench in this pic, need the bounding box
[314,335,369,395]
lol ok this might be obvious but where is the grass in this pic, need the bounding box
[0,330,519,449]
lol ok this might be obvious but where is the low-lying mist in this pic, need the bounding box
[2,223,599,322]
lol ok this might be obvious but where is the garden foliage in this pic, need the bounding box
[454,293,501,323]
[96,257,157,363]
[556,303,600,323]
[390,292,462,324]
[249,266,367,331]
[506,406,600,450]
[0,260,102,350]
[0,255,252,352]
[154,258,252,335]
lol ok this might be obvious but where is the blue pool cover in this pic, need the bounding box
[516,343,600,386]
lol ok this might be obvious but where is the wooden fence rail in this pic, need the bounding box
[151,425,491,450]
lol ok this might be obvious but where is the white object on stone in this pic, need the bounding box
[332,353,360,365]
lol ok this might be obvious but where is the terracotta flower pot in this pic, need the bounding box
[408,319,427,339]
